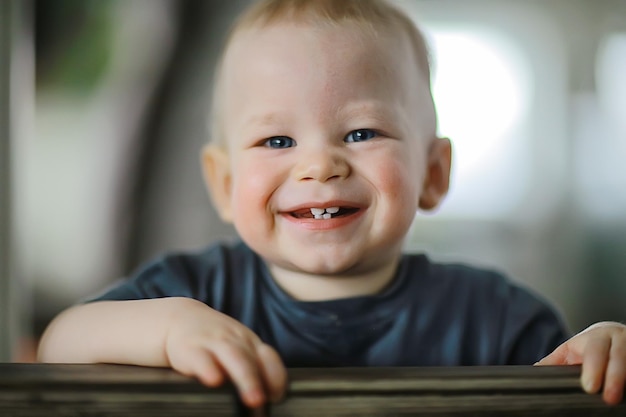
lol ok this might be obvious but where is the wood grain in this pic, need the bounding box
[0,364,624,416]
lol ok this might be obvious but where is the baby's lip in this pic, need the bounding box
[280,201,364,218]
[290,207,360,219]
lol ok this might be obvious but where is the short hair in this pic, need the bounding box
[209,0,435,146]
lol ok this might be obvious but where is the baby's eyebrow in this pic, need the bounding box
[243,112,287,128]
[336,101,396,122]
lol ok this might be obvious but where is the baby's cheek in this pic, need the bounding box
[372,161,420,235]
[374,157,420,202]
[230,180,268,250]
[229,173,264,222]
[232,160,288,234]
[233,157,273,198]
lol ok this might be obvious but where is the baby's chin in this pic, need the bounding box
[268,258,360,278]
[268,257,399,301]
[258,239,402,276]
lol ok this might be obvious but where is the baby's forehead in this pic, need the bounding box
[209,1,436,146]
[221,24,434,130]
[224,0,432,77]
[229,20,429,79]
[223,21,427,100]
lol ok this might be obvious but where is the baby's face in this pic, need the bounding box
[212,22,442,280]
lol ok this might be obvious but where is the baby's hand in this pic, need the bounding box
[536,321,626,405]
[163,298,287,409]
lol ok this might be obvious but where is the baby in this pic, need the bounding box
[38,0,626,410]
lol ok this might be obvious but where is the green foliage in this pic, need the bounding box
[37,0,115,93]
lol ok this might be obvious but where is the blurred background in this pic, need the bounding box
[1,0,625,362]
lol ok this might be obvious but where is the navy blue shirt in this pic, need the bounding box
[91,241,569,367]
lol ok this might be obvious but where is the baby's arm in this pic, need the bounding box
[536,321,626,405]
[37,297,287,408]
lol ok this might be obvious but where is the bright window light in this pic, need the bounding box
[597,33,626,134]
[576,32,626,220]
[425,27,533,219]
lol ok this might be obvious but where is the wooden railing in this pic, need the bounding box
[0,363,624,416]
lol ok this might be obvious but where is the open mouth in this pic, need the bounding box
[290,206,360,220]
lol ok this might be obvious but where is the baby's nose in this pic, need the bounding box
[293,148,350,182]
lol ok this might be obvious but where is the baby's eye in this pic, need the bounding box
[264,136,295,149]
[344,129,378,143]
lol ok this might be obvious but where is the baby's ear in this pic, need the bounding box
[418,137,452,211]
[201,144,234,223]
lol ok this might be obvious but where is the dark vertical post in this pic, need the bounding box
[0,0,32,362]
[0,0,16,361]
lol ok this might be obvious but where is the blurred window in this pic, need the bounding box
[575,32,626,220]
[424,26,533,219]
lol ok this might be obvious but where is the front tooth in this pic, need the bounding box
[322,213,331,219]
[325,207,340,214]
[310,208,325,216]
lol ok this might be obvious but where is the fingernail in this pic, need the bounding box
[241,390,263,409]
[581,375,594,393]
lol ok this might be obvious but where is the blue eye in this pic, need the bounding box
[264,136,295,149]
[345,129,378,143]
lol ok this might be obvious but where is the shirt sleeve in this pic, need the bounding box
[83,242,251,313]
[497,282,571,365]
[86,256,195,301]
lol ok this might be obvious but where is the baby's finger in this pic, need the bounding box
[212,341,266,408]
[256,343,288,402]
[581,335,611,394]
[191,350,225,387]
[171,347,224,387]
[602,336,626,405]
[535,343,569,365]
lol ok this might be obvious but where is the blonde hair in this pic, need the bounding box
[209,0,435,146]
